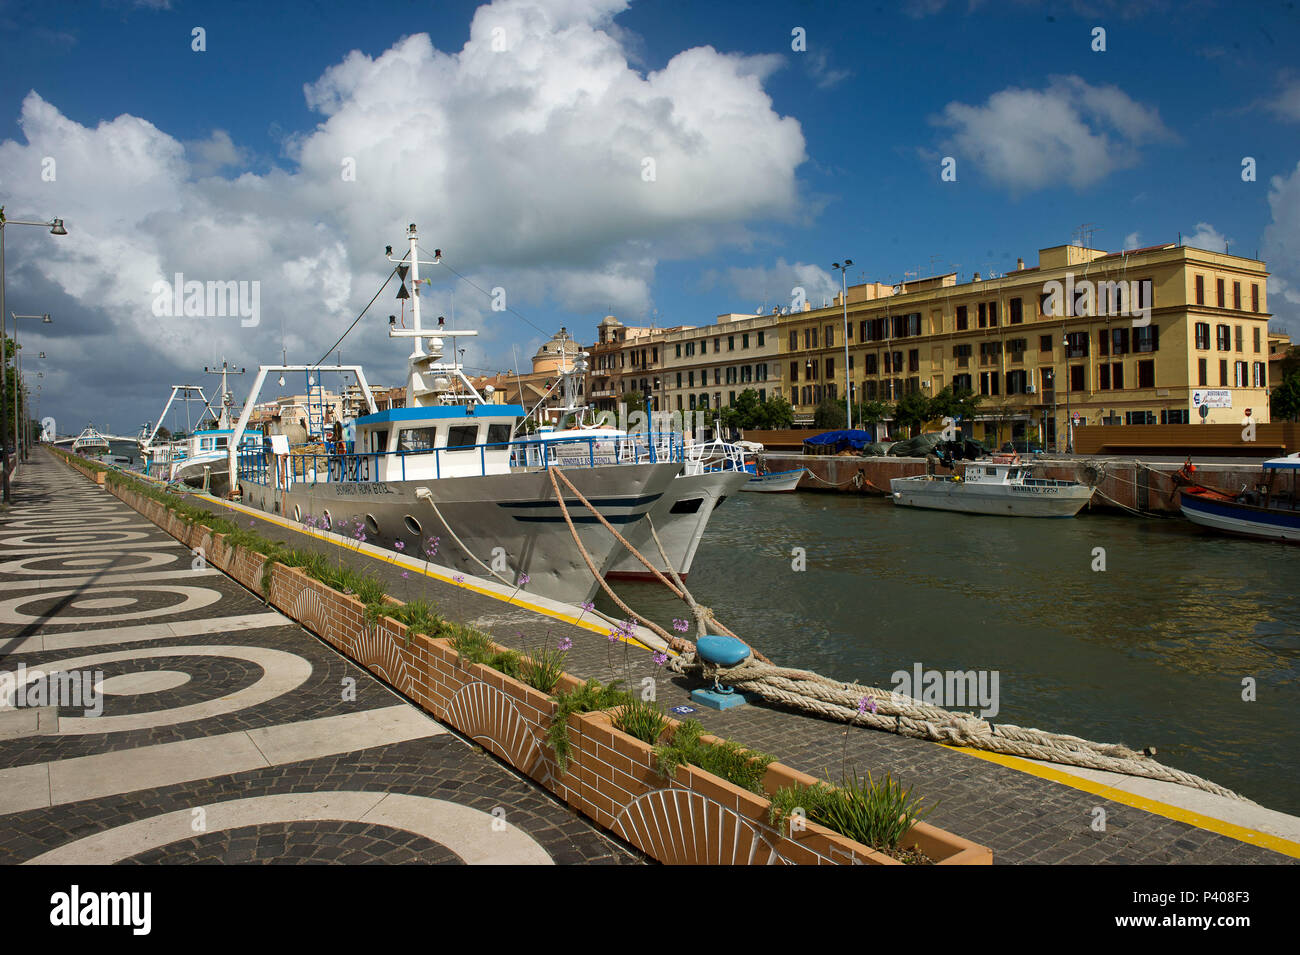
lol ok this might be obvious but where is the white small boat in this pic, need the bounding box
[890,453,1093,517]
[740,467,805,492]
[72,426,110,459]
[683,439,804,493]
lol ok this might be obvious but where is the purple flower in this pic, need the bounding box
[580,601,595,612]
[394,539,405,551]
[452,574,465,584]
[857,697,877,716]
[652,651,668,666]
[424,537,440,557]
[401,571,410,579]
[607,627,620,643]
[558,637,573,651]
[672,618,689,633]
[517,573,530,587]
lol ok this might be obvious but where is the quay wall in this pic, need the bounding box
[761,453,1275,515]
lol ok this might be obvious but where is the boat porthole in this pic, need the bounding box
[322,510,332,530]
[404,515,422,536]
[293,504,301,522]
[365,514,380,537]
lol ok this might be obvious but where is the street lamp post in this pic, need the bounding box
[832,260,854,430]
[11,314,52,462]
[0,211,66,499]
[1062,330,1073,454]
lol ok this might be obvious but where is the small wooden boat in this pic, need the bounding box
[1175,454,1300,543]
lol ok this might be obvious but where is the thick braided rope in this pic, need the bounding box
[670,654,1249,802]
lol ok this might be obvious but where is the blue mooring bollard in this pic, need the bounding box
[692,634,752,710]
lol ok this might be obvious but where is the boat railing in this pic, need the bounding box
[236,431,686,488]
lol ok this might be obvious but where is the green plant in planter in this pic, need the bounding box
[546,678,631,773]
[768,769,933,856]
[611,696,669,745]
[518,639,567,694]
[383,598,443,648]
[652,720,774,795]
[448,627,497,667]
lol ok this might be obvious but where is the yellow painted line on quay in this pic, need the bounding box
[197,493,657,652]
[943,745,1300,859]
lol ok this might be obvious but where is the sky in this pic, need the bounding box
[1,0,1298,437]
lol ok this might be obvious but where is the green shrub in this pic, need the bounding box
[547,679,631,773]
[519,642,567,694]
[652,720,774,795]
[611,696,669,744]
[768,769,933,854]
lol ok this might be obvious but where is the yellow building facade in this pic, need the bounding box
[782,243,1271,446]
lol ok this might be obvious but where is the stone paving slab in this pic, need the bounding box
[176,472,1298,865]
[0,452,641,865]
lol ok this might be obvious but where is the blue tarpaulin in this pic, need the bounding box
[802,428,875,453]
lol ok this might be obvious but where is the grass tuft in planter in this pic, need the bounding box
[653,720,774,795]
[547,678,631,773]
[769,769,935,862]
[611,697,669,744]
[518,641,567,694]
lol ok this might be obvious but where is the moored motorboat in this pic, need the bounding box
[71,425,110,459]
[890,452,1094,517]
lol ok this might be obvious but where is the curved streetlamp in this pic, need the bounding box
[831,259,854,430]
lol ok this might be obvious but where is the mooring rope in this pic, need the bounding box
[669,651,1250,802]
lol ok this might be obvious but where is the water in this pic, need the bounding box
[598,492,1300,814]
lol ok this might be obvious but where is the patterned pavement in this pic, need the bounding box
[0,452,641,865]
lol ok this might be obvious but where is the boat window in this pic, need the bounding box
[446,425,479,450]
[216,437,228,449]
[372,429,389,453]
[398,427,438,452]
[486,424,512,446]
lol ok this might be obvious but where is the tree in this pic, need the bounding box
[812,397,846,430]
[718,389,794,430]
[928,385,982,428]
[1272,368,1300,422]
[893,391,932,437]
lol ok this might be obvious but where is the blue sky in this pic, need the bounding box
[1,0,1298,435]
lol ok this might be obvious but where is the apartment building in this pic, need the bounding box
[782,243,1272,445]
[586,315,667,412]
[656,312,782,414]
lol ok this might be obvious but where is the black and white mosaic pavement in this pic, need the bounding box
[0,453,640,865]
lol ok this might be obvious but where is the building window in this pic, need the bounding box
[1066,332,1089,358]
[956,305,968,331]
[953,373,972,393]
[1133,325,1158,353]
[953,343,972,367]
[689,394,696,411]
[1125,411,1155,425]
[1099,364,1110,390]
[1219,359,1228,386]
[979,371,1000,396]
[825,357,835,380]
[676,372,682,388]
[1253,362,1266,387]
[1233,281,1242,310]
[742,333,750,349]
[1007,369,1028,394]
[688,371,694,387]
[908,348,920,372]
[790,361,799,382]
[1137,360,1155,389]
[1009,298,1023,324]
[865,354,878,375]
[1198,358,1207,386]
[1195,275,1204,305]
[758,331,765,347]
[789,330,797,350]
[1069,365,1085,392]
[1216,278,1225,307]
[714,368,721,385]
[1235,325,1243,352]
[727,335,734,351]
[1216,324,1231,350]
[1039,334,1053,353]
[977,302,987,328]
[699,340,706,356]
[1251,284,1259,312]
[989,301,999,327]
[822,327,832,348]
[1195,322,1210,349]
[1112,362,1124,390]
[700,393,709,410]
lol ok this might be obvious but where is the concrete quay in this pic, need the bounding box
[0,451,641,865]
[125,459,1300,865]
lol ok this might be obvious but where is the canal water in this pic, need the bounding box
[598,491,1300,815]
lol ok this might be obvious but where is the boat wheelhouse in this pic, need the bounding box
[72,425,110,459]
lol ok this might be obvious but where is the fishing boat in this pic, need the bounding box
[513,363,750,582]
[1174,454,1300,542]
[140,378,257,495]
[687,439,803,493]
[226,223,682,606]
[71,425,110,459]
[890,452,1094,517]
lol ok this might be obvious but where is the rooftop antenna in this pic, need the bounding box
[1072,223,1098,249]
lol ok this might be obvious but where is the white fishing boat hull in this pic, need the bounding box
[239,462,683,605]
[740,468,805,493]
[605,469,751,580]
[890,475,1093,517]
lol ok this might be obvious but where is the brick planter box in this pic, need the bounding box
[84,464,994,865]
[565,711,992,865]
